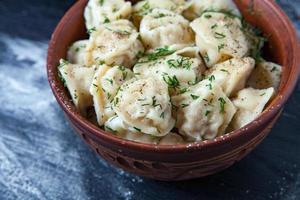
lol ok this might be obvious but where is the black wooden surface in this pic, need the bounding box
[0,0,299,199]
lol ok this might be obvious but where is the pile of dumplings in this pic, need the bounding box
[58,0,282,145]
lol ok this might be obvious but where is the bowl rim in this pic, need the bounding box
[47,0,300,153]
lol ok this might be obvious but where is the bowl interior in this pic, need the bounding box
[47,0,299,150]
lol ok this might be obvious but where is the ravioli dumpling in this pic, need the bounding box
[206,57,255,97]
[104,115,160,144]
[113,77,175,136]
[85,20,144,68]
[183,0,241,21]
[133,0,187,18]
[58,59,98,116]
[247,61,282,91]
[67,40,89,65]
[159,133,184,145]
[90,65,134,126]
[105,115,183,144]
[134,46,206,95]
[140,8,194,49]
[229,87,275,130]
[190,12,250,67]
[172,79,236,141]
[84,0,132,30]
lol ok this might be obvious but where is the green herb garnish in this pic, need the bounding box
[218,97,226,113]
[99,0,104,6]
[138,46,175,63]
[163,75,180,89]
[167,56,193,70]
[133,127,141,132]
[191,94,200,100]
[87,27,96,34]
[214,32,226,39]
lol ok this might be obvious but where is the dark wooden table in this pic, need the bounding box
[0,0,299,199]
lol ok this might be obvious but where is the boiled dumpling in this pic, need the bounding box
[113,77,175,136]
[90,65,134,126]
[104,115,160,144]
[67,40,89,65]
[105,115,184,145]
[190,12,250,67]
[229,87,275,130]
[140,8,194,49]
[134,46,206,95]
[133,0,188,26]
[133,0,187,16]
[247,61,282,91]
[159,133,185,145]
[172,79,236,141]
[183,0,241,21]
[85,20,144,68]
[104,115,128,134]
[84,0,132,30]
[206,57,255,97]
[58,59,98,116]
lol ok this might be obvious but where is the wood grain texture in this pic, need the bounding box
[0,0,299,199]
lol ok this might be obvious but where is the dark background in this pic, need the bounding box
[0,0,299,199]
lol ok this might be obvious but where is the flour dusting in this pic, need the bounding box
[0,34,142,200]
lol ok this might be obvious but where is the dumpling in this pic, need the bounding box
[104,115,160,144]
[112,77,175,136]
[90,65,134,126]
[247,61,282,91]
[140,8,194,49]
[134,46,206,95]
[67,40,89,65]
[159,133,185,145]
[229,87,275,130]
[104,115,127,134]
[132,0,190,28]
[58,59,98,116]
[190,12,250,67]
[105,115,184,145]
[85,20,144,68]
[133,0,187,15]
[206,57,255,97]
[133,0,187,22]
[84,0,132,30]
[183,0,241,21]
[172,79,236,141]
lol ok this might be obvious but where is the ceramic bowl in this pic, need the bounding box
[47,0,300,180]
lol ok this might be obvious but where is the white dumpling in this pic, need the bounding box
[84,0,132,30]
[104,115,160,144]
[140,8,194,49]
[67,40,89,65]
[229,87,275,130]
[104,115,127,134]
[113,77,175,136]
[85,20,144,68]
[206,57,255,97]
[133,0,187,17]
[90,65,134,126]
[190,12,250,67]
[159,133,185,145]
[183,0,241,20]
[247,61,282,91]
[58,59,98,116]
[172,79,236,141]
[134,46,206,95]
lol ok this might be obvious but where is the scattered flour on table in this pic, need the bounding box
[0,34,141,200]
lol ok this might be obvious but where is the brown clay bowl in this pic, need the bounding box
[47,0,300,181]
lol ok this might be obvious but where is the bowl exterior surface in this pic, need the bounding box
[68,111,281,180]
